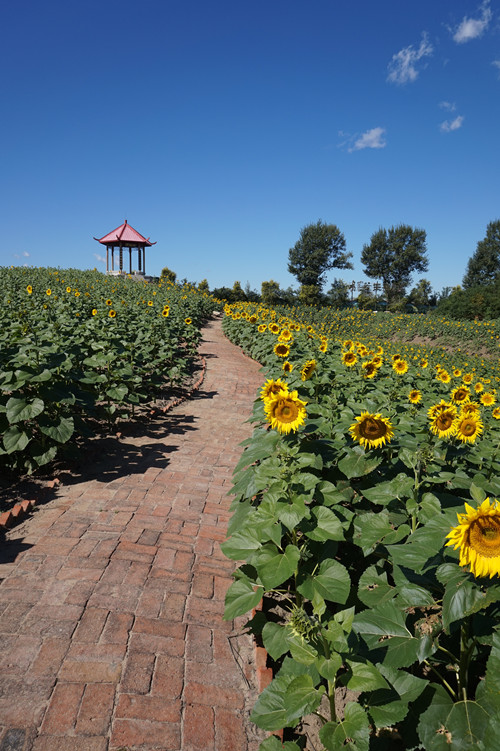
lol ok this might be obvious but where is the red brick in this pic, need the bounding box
[58,658,122,684]
[184,682,244,709]
[75,683,115,735]
[41,682,85,734]
[73,608,109,643]
[100,611,133,644]
[134,616,185,640]
[120,652,155,694]
[183,704,215,751]
[185,625,213,663]
[115,694,180,722]
[151,655,184,699]
[110,718,180,750]
[29,637,70,678]
[128,632,185,657]
[159,592,187,621]
[215,707,247,751]
[33,737,108,751]
[191,573,214,599]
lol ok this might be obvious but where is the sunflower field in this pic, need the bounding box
[0,266,217,475]
[221,302,500,751]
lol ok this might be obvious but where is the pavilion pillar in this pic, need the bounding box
[119,243,123,272]
[111,246,114,272]
[129,247,132,274]
[138,247,142,272]
[142,247,146,275]
[106,246,109,272]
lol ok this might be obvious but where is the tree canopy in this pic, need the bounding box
[288,220,353,291]
[462,220,500,289]
[361,224,428,306]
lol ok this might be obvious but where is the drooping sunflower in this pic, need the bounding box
[408,389,422,404]
[362,361,378,379]
[492,407,500,420]
[372,355,383,369]
[282,361,293,374]
[258,324,267,333]
[265,390,307,434]
[274,342,290,358]
[349,412,394,450]
[393,359,409,375]
[428,400,455,420]
[319,341,328,353]
[260,378,289,401]
[480,392,496,407]
[455,414,483,444]
[300,360,317,381]
[451,386,470,405]
[460,401,481,417]
[342,352,357,367]
[343,340,354,351]
[420,359,428,369]
[429,407,458,439]
[446,498,500,578]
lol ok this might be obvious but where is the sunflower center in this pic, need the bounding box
[360,417,386,439]
[436,413,454,430]
[275,400,299,424]
[469,517,500,557]
[461,419,476,436]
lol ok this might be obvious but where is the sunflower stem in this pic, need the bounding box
[458,617,471,700]
[423,660,457,700]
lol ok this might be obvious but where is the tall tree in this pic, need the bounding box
[288,220,353,292]
[261,280,282,307]
[462,220,500,289]
[361,224,428,306]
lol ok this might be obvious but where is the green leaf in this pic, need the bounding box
[353,601,410,639]
[442,578,500,631]
[277,495,310,530]
[298,558,350,605]
[287,634,318,665]
[249,674,323,731]
[262,622,289,661]
[223,579,263,620]
[319,703,370,751]
[3,425,30,454]
[354,511,393,554]
[258,738,301,751]
[358,565,395,607]
[338,449,382,479]
[6,396,44,424]
[470,482,487,504]
[220,527,262,560]
[346,660,390,692]
[38,415,74,443]
[305,506,344,542]
[106,384,128,401]
[255,544,301,589]
[284,674,325,722]
[316,654,342,682]
[418,695,489,750]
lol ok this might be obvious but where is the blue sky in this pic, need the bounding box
[1,0,499,296]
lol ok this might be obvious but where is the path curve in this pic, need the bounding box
[0,317,265,751]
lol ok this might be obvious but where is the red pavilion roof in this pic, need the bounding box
[95,220,155,246]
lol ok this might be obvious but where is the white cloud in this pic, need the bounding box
[451,1,492,43]
[22,251,30,257]
[492,60,500,77]
[93,253,106,264]
[387,33,433,84]
[348,127,387,152]
[440,115,465,132]
[439,101,456,112]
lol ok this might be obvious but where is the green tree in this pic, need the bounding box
[198,278,209,293]
[361,224,428,306]
[298,284,321,306]
[325,278,350,308]
[462,220,500,289]
[161,266,177,284]
[407,278,434,308]
[288,220,353,292]
[232,281,247,301]
[261,280,282,307]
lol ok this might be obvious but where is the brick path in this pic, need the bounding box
[0,317,265,751]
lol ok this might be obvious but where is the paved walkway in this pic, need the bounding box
[0,318,265,751]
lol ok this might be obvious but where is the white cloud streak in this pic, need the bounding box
[387,33,433,84]
[348,127,387,152]
[93,253,106,264]
[439,101,456,112]
[440,115,465,132]
[452,1,492,43]
[492,60,500,78]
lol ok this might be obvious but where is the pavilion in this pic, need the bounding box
[94,220,156,276]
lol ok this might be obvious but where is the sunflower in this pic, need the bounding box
[453,369,462,378]
[265,390,307,434]
[249,315,258,324]
[455,414,483,444]
[446,498,500,578]
[106,299,112,305]
[300,360,317,381]
[429,407,458,439]
[463,373,474,385]
[258,324,267,333]
[349,412,394,450]
[66,286,72,293]
[342,352,357,367]
[46,289,52,296]
[260,378,289,401]
[393,359,409,375]
[460,402,481,417]
[451,386,470,404]
[480,392,496,407]
[162,309,169,317]
[343,340,354,351]
[279,329,293,341]
[408,389,422,404]
[269,322,280,334]
[274,342,290,358]
[26,285,32,294]
[109,309,116,318]
[372,356,383,369]
[362,361,378,379]
[185,317,192,325]
[92,309,97,316]
[420,359,428,368]
[148,301,153,306]
[492,407,500,420]
[319,341,328,353]
[282,361,293,374]
[438,370,451,384]
[474,382,484,394]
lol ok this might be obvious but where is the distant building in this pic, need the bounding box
[94,220,156,278]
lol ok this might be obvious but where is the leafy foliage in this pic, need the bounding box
[288,221,353,291]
